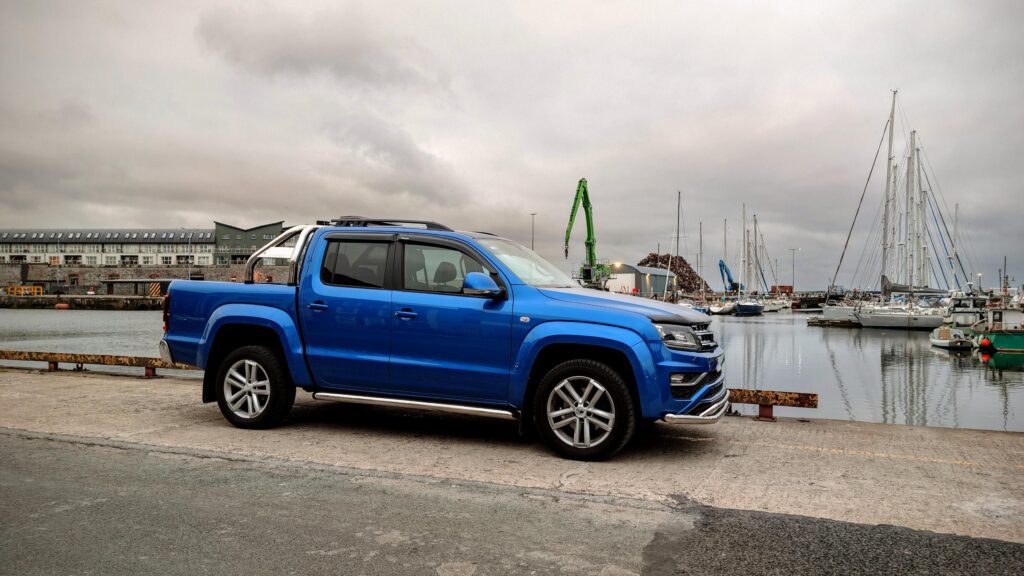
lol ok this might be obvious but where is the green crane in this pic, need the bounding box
[564,178,611,289]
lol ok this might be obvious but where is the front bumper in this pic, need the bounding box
[661,392,729,424]
[661,372,729,425]
[158,339,174,365]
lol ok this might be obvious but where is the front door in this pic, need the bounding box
[388,239,513,404]
[299,236,394,392]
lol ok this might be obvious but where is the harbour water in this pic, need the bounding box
[1,309,1021,432]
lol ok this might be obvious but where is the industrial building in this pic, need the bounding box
[605,263,678,297]
[0,222,284,267]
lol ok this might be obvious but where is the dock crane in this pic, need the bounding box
[564,178,611,289]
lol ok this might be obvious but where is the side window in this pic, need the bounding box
[321,240,389,288]
[403,244,492,294]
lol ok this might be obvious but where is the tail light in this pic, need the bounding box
[162,294,170,332]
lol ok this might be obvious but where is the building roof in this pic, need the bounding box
[214,221,285,232]
[0,228,214,243]
[635,265,677,277]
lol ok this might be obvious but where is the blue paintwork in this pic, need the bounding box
[163,225,724,420]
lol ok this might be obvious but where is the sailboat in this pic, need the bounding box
[734,204,764,316]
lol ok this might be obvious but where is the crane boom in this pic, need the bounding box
[564,178,598,267]
[563,178,609,288]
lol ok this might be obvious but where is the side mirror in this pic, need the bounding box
[463,272,502,298]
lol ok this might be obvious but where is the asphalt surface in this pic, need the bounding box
[2,431,1022,576]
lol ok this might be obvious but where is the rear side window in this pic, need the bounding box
[321,240,390,288]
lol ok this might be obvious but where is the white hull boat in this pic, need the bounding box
[929,326,974,350]
[821,304,859,324]
[709,301,736,315]
[855,308,945,330]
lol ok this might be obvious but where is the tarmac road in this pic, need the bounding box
[1,368,1024,574]
[1,432,1022,576]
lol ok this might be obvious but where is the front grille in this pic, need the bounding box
[671,370,724,400]
[684,381,726,414]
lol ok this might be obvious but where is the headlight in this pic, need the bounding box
[654,323,701,351]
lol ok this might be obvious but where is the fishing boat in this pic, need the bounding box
[929,326,974,350]
[974,308,1024,353]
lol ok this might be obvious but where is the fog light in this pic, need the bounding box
[670,373,685,384]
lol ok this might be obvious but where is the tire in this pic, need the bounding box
[215,345,295,429]
[532,359,637,461]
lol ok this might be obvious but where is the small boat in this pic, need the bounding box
[709,300,736,315]
[929,326,973,350]
[734,299,764,316]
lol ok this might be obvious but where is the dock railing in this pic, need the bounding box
[0,350,819,420]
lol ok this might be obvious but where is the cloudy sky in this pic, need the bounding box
[1,1,1021,289]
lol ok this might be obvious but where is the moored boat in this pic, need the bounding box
[974,308,1024,353]
[734,300,765,316]
[929,326,973,350]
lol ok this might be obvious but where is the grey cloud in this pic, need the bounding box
[197,5,446,90]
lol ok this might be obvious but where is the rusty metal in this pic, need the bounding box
[0,350,198,372]
[728,388,818,409]
[755,404,777,422]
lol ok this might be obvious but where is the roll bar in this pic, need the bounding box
[244,225,320,285]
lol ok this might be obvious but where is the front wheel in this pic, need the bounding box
[215,345,295,429]
[532,359,637,461]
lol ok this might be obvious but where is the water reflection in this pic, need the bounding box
[714,314,1023,432]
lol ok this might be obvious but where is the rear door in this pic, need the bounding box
[298,234,394,392]
[388,236,514,404]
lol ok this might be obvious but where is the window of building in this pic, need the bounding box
[161,256,172,265]
[105,256,117,265]
[320,241,389,288]
[31,255,43,263]
[1,233,7,239]
[85,256,97,266]
[106,233,111,239]
[401,244,492,293]
[142,256,154,265]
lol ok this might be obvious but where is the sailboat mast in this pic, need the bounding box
[917,143,928,286]
[905,130,916,286]
[753,214,759,293]
[699,221,705,303]
[741,204,747,296]
[881,90,896,282]
[952,203,959,288]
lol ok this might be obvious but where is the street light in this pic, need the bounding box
[530,212,537,250]
[788,248,800,292]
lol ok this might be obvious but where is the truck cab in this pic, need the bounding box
[161,218,726,460]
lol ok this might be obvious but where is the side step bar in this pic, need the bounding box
[311,392,517,421]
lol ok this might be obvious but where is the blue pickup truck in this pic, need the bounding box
[160,217,725,460]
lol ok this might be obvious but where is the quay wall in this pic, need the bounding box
[1,263,289,295]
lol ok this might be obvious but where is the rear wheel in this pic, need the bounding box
[215,345,295,429]
[532,359,637,461]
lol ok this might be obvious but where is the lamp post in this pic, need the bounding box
[530,212,537,250]
[788,248,800,292]
[181,228,192,280]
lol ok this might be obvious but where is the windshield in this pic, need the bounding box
[478,239,577,288]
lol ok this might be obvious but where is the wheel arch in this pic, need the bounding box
[511,322,657,424]
[198,304,311,402]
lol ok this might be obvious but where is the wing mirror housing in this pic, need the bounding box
[463,272,503,298]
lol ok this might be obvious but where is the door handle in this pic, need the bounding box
[307,302,328,311]
[395,308,418,319]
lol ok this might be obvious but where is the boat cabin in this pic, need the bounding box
[986,308,1024,331]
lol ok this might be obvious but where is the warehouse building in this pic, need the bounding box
[0,222,284,267]
[605,263,678,297]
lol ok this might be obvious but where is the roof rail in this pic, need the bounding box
[316,216,452,231]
